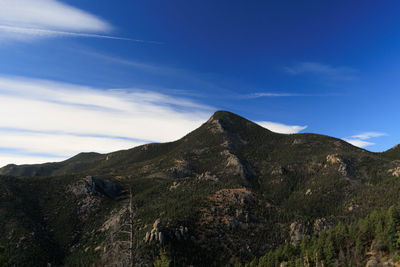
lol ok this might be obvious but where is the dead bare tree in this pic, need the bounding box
[128,187,134,267]
[117,187,135,266]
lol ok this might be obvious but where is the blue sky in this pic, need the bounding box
[0,0,399,166]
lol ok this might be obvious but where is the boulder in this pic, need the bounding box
[313,218,332,235]
[365,259,378,267]
[289,222,306,245]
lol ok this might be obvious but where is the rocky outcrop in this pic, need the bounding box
[292,139,304,145]
[197,171,219,182]
[388,166,400,177]
[271,166,287,176]
[144,219,164,244]
[206,116,225,134]
[169,181,181,191]
[347,202,360,212]
[68,176,121,199]
[289,218,332,245]
[200,188,259,233]
[67,176,121,220]
[305,188,312,195]
[365,259,378,267]
[313,218,332,235]
[325,154,351,176]
[221,150,251,179]
[289,222,307,245]
[169,160,192,178]
[143,219,189,244]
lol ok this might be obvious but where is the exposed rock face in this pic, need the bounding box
[365,259,378,267]
[271,166,287,176]
[143,219,189,244]
[347,202,360,212]
[201,188,258,232]
[169,160,192,178]
[289,222,307,245]
[144,219,164,244]
[326,154,342,165]
[289,218,333,245]
[169,181,181,191]
[313,218,332,235]
[292,139,304,145]
[69,176,121,199]
[221,150,251,179]
[67,176,121,220]
[326,154,351,176]
[207,116,225,134]
[388,166,400,177]
[197,171,219,182]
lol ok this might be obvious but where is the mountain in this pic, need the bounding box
[1,111,400,266]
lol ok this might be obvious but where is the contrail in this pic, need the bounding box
[0,25,162,44]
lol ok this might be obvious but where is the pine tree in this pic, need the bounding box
[0,245,5,266]
[258,253,268,267]
[249,257,258,267]
[154,249,171,267]
[323,232,336,265]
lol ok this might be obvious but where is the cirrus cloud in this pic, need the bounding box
[256,121,307,134]
[0,0,144,42]
[343,131,388,148]
[285,62,358,81]
[0,75,213,167]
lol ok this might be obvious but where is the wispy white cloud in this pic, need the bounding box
[242,92,304,99]
[0,130,144,157]
[349,132,387,140]
[343,131,387,148]
[0,25,155,42]
[0,0,149,42]
[256,121,307,134]
[0,75,213,167]
[0,0,110,31]
[343,139,375,148]
[0,154,63,166]
[80,49,228,96]
[285,62,358,80]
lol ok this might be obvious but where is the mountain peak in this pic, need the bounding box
[207,110,243,122]
[206,110,274,136]
[382,144,400,160]
[392,144,400,150]
[205,110,259,135]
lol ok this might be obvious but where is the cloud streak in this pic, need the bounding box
[285,62,358,80]
[242,92,304,99]
[0,75,213,167]
[0,0,155,42]
[349,132,387,140]
[343,131,387,148]
[0,25,157,42]
[256,121,307,134]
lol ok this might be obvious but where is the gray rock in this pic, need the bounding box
[169,160,192,178]
[289,222,306,245]
[313,218,332,235]
[68,176,121,199]
[197,171,219,182]
[365,259,378,267]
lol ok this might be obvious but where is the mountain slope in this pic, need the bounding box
[1,111,400,266]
